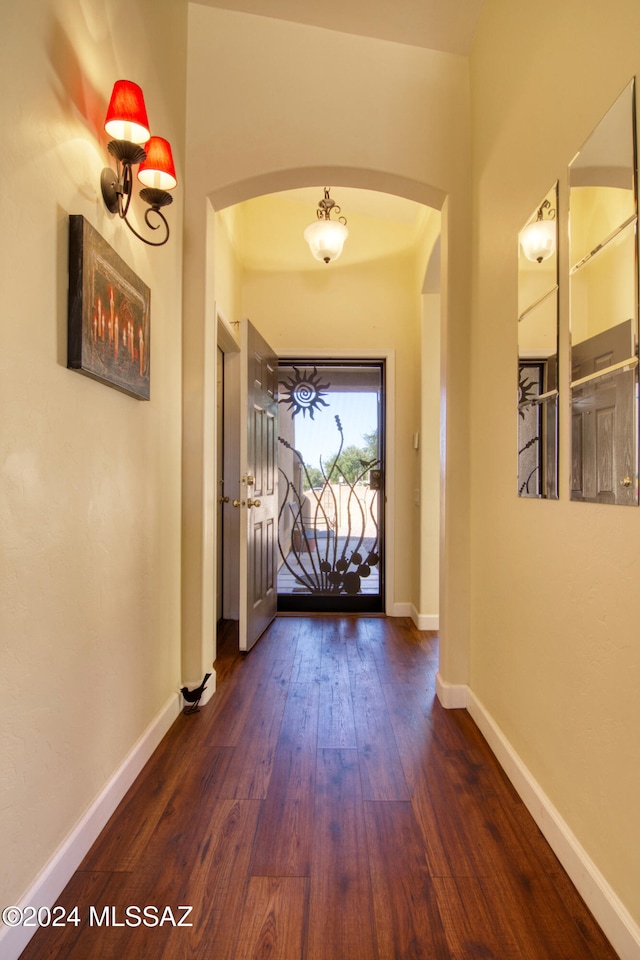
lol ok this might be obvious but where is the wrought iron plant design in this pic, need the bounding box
[518,366,541,494]
[278,415,380,596]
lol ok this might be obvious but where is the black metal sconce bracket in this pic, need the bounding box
[100,140,172,247]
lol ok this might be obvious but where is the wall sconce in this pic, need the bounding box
[520,198,556,263]
[304,187,349,263]
[100,80,177,247]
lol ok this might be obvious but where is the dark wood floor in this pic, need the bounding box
[20,617,618,959]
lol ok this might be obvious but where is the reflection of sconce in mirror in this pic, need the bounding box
[100,80,177,248]
[520,199,556,263]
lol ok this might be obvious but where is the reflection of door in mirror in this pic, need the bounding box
[569,79,639,505]
[571,321,636,504]
[517,183,559,499]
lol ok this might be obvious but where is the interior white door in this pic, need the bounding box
[238,318,279,651]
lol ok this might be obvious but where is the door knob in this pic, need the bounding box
[232,499,245,508]
[247,498,261,508]
[218,496,230,503]
[620,476,632,487]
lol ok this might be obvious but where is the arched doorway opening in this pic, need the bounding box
[181,169,447,682]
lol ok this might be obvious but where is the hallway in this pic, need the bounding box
[20,617,617,959]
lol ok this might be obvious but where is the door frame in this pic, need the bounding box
[277,347,396,617]
[217,310,241,623]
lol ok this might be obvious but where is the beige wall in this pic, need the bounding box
[184,3,471,674]
[470,0,640,928]
[0,0,186,916]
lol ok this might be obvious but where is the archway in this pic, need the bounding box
[181,168,461,704]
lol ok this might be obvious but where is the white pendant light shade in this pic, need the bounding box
[304,188,349,263]
[304,218,349,264]
[520,217,556,263]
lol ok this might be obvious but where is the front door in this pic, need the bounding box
[277,360,385,613]
[238,319,279,651]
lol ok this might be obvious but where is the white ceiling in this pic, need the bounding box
[193,0,485,56]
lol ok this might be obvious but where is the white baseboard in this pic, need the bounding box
[435,672,468,709]
[0,693,181,960]
[467,689,640,960]
[410,606,439,631]
[386,603,439,632]
[388,601,412,617]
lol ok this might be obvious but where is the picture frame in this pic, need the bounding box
[67,215,151,400]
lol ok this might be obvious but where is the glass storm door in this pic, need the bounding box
[277,361,384,613]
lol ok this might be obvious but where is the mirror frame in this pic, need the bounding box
[517,183,559,499]
[568,79,639,505]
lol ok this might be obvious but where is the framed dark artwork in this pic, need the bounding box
[68,215,151,399]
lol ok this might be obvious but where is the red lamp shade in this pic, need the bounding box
[138,137,177,190]
[105,80,150,145]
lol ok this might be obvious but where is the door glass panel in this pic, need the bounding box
[277,361,383,612]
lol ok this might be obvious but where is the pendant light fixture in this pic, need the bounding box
[520,198,556,263]
[100,80,177,247]
[304,187,349,263]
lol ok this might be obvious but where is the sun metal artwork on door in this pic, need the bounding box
[277,362,384,612]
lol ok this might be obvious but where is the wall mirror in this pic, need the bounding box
[517,183,559,498]
[569,79,639,504]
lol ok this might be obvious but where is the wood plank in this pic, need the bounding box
[433,876,525,958]
[80,716,197,872]
[442,706,522,805]
[217,660,291,798]
[290,618,323,683]
[82,744,230,871]
[448,797,622,960]
[504,802,620,959]
[412,746,506,878]
[247,615,298,665]
[249,682,319,876]
[317,637,357,749]
[153,798,262,960]
[380,680,435,794]
[214,618,243,682]
[16,871,127,960]
[308,749,378,960]
[351,671,410,801]
[364,616,438,683]
[204,666,264,748]
[231,877,309,960]
[364,799,450,960]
